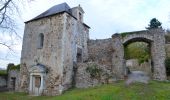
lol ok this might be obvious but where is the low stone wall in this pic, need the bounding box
[126,59,152,75]
[75,62,116,88]
[0,75,7,87]
[77,38,115,88]
[8,70,20,91]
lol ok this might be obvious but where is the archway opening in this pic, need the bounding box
[112,29,166,80]
[123,38,153,76]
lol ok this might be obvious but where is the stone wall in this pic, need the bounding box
[20,3,168,95]
[75,62,115,88]
[20,13,66,95]
[112,29,167,80]
[112,34,125,79]
[150,29,166,80]
[20,12,89,96]
[88,39,113,67]
[126,59,152,75]
[60,12,89,91]
[0,75,7,87]
[75,39,115,88]
[8,70,20,91]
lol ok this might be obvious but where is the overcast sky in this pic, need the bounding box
[0,0,170,69]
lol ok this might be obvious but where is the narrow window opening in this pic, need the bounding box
[37,33,44,49]
[77,47,82,62]
[11,77,16,90]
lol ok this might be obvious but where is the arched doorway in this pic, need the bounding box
[123,38,152,76]
[112,29,167,80]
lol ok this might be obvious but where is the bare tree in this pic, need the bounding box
[0,0,21,50]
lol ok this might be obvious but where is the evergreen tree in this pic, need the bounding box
[146,18,162,29]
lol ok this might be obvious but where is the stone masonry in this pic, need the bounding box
[8,70,20,91]
[112,29,166,80]
[20,3,89,96]
[19,3,167,96]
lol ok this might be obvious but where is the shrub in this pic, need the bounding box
[124,42,150,64]
[7,63,20,72]
[0,70,7,76]
[86,64,102,79]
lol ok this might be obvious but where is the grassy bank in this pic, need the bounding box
[0,81,170,100]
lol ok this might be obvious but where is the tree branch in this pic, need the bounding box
[0,42,13,51]
[0,0,12,12]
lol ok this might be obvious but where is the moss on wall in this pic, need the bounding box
[7,64,20,72]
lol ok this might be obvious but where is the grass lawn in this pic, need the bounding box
[0,81,170,100]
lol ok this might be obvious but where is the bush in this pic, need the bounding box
[7,63,20,72]
[86,64,102,79]
[124,42,150,64]
[165,57,170,76]
[0,70,7,76]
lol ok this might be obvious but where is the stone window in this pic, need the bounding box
[37,33,44,49]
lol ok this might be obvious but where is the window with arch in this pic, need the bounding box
[37,33,44,49]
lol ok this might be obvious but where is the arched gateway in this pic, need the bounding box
[112,29,167,80]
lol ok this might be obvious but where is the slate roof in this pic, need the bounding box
[25,2,90,28]
[26,2,72,22]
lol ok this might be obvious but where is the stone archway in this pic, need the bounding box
[112,29,167,80]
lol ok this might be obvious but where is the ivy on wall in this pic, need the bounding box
[7,63,20,72]
[86,64,102,79]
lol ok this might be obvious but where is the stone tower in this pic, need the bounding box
[19,3,90,96]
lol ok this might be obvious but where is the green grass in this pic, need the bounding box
[0,81,170,100]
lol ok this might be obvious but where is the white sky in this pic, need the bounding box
[0,0,170,69]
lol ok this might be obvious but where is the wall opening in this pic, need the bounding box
[11,77,16,90]
[37,33,44,49]
[112,29,167,80]
[123,39,153,76]
[35,76,41,88]
[77,47,82,63]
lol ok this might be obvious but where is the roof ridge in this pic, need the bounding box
[26,2,71,22]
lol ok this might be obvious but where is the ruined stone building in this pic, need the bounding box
[0,64,20,92]
[20,3,89,96]
[19,3,167,96]
[8,69,20,91]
